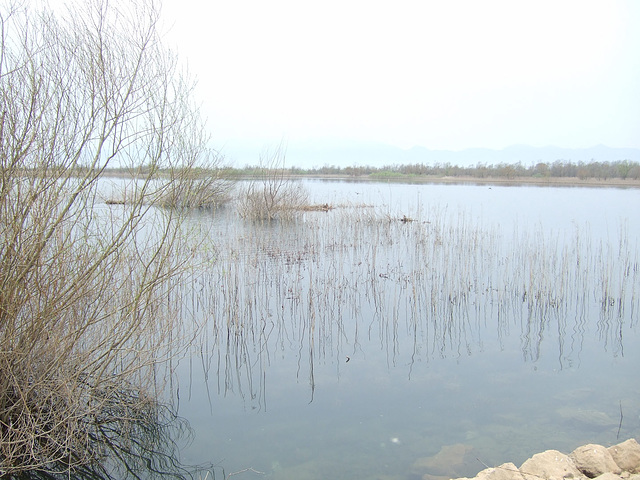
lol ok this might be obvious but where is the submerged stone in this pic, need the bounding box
[411,443,478,479]
[556,407,617,429]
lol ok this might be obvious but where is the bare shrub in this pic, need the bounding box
[236,144,309,222]
[152,165,233,209]
[0,0,213,478]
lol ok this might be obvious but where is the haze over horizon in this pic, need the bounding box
[162,0,640,166]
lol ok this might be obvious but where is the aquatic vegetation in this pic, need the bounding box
[165,182,640,479]
[235,145,310,222]
[182,199,639,411]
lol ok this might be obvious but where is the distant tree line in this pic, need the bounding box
[280,159,640,180]
[103,159,640,182]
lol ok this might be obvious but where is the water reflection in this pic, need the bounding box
[174,182,639,480]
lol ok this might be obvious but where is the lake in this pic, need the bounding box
[166,180,639,480]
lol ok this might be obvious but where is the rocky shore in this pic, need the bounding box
[450,439,640,480]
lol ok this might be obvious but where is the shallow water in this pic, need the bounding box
[171,180,639,480]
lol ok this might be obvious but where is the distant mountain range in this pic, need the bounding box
[221,140,640,169]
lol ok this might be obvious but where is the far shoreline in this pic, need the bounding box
[98,169,640,189]
[274,173,640,189]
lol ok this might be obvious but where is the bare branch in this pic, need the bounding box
[0,0,220,478]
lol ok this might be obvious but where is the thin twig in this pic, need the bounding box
[225,467,265,480]
[617,400,623,440]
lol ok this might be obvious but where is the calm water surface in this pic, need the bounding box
[172,181,639,480]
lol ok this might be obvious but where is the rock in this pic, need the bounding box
[570,444,622,478]
[609,439,640,474]
[471,462,525,480]
[411,443,478,478]
[448,439,640,480]
[593,473,625,480]
[519,449,584,480]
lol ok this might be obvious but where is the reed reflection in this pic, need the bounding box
[182,202,639,407]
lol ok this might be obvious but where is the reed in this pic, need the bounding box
[183,200,639,405]
[235,145,310,223]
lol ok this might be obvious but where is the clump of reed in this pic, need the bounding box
[105,169,233,210]
[236,179,309,222]
[151,169,233,210]
[235,144,310,222]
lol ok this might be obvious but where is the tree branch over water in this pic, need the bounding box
[0,0,220,477]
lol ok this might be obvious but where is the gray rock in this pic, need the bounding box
[609,439,640,474]
[594,472,623,480]
[447,439,640,480]
[592,473,623,480]
[473,462,525,480]
[570,444,622,478]
[519,449,585,480]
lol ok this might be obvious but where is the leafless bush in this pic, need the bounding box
[0,0,213,478]
[236,144,309,222]
[151,165,233,209]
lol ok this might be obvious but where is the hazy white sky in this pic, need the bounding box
[161,0,640,159]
